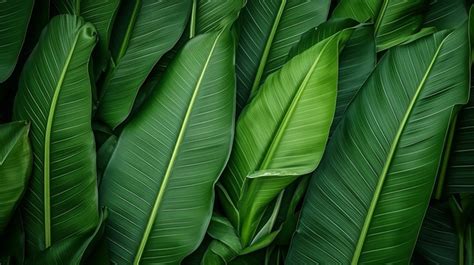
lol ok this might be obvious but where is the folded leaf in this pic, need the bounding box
[235,0,331,112]
[0,121,31,233]
[216,29,352,260]
[288,25,470,264]
[96,0,192,128]
[100,29,235,264]
[13,15,100,258]
[0,0,34,82]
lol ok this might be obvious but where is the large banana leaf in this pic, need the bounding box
[0,121,31,233]
[207,29,352,263]
[287,25,470,264]
[331,0,383,23]
[0,0,34,82]
[96,0,192,129]
[13,15,100,259]
[99,29,235,264]
[374,0,427,51]
[235,0,331,112]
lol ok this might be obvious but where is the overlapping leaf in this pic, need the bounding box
[208,29,352,263]
[96,0,192,128]
[0,121,31,233]
[235,0,331,112]
[288,25,470,264]
[100,29,235,264]
[0,0,34,82]
[13,15,100,260]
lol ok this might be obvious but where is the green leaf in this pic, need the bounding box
[287,25,470,264]
[374,0,426,51]
[445,8,474,193]
[0,0,34,82]
[413,203,459,265]
[423,0,468,30]
[0,121,31,233]
[331,0,383,23]
[96,0,192,129]
[29,209,108,265]
[99,29,235,264]
[81,0,121,76]
[13,15,100,258]
[289,21,376,133]
[191,0,246,37]
[235,0,331,112]
[217,29,352,256]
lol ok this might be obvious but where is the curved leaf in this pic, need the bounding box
[235,0,331,112]
[0,121,31,233]
[13,15,100,258]
[287,25,470,264]
[216,29,352,259]
[375,0,426,51]
[0,0,34,82]
[95,0,192,129]
[99,29,235,264]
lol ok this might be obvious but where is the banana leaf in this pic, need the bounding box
[0,0,34,82]
[0,121,32,233]
[413,202,459,265]
[235,0,331,113]
[287,24,470,264]
[331,0,383,23]
[99,29,235,264]
[13,15,101,261]
[423,0,468,30]
[96,0,192,129]
[205,29,352,264]
[374,0,427,51]
[191,0,246,37]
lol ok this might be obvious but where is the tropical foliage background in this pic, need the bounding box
[0,0,473,264]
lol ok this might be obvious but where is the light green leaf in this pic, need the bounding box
[13,15,100,259]
[96,0,192,129]
[0,121,31,233]
[235,0,331,112]
[287,25,470,264]
[0,0,34,82]
[217,29,352,258]
[99,29,235,264]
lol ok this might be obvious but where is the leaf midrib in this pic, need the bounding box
[350,33,451,264]
[237,34,337,245]
[249,0,287,97]
[43,24,84,248]
[133,31,224,264]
